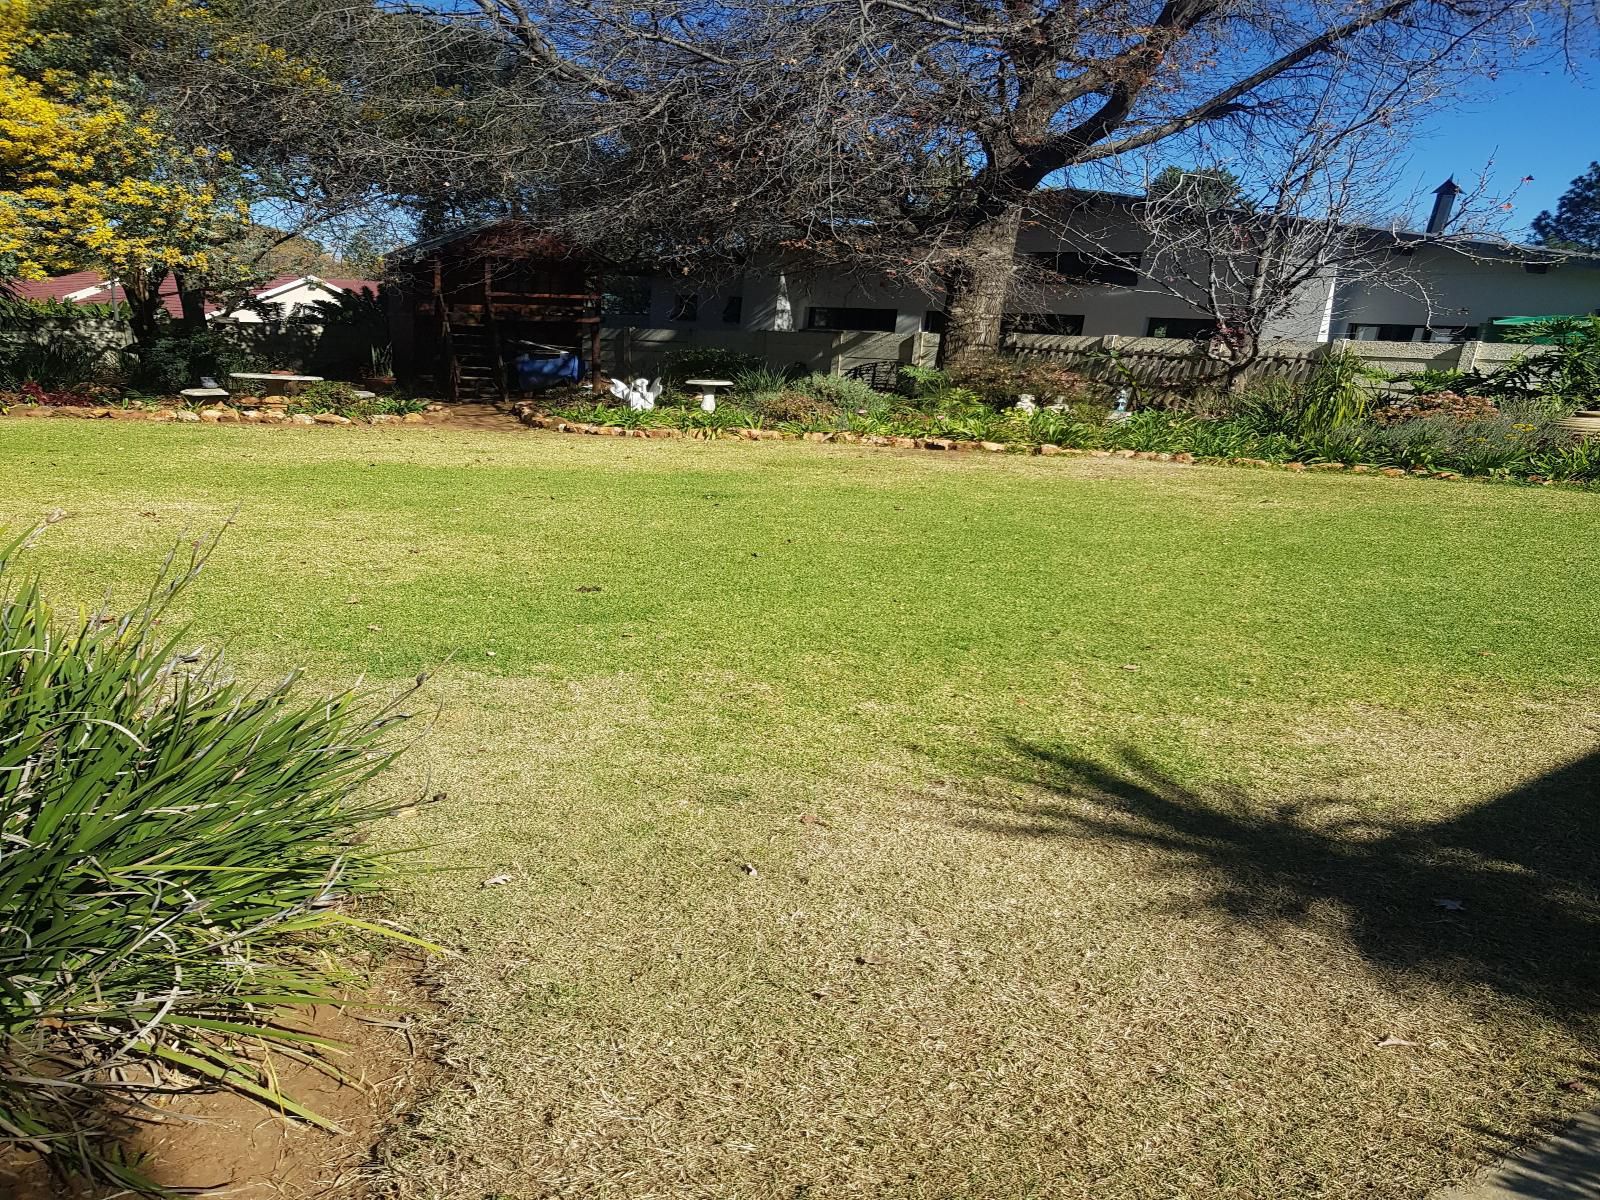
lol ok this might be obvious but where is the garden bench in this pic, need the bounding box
[180,387,230,402]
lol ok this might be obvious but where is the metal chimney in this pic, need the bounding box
[1426,177,1462,235]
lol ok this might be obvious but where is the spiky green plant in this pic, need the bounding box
[0,526,428,1194]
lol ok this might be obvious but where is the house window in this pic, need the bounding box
[922,310,947,333]
[669,292,699,322]
[1147,317,1216,339]
[805,306,898,332]
[1424,325,1470,343]
[1031,251,1141,288]
[1348,323,1424,342]
[722,295,743,325]
[602,276,651,320]
[1003,313,1084,335]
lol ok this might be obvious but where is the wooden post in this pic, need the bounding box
[433,258,458,404]
[484,259,508,404]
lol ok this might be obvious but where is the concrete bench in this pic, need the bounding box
[180,388,230,402]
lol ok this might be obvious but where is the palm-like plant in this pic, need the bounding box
[0,527,428,1193]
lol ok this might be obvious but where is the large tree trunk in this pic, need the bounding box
[938,206,1023,371]
[121,269,168,348]
[171,268,210,335]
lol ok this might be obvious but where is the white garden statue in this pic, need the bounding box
[608,376,663,411]
[1015,394,1038,414]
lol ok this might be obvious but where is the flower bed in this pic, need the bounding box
[520,381,1600,487]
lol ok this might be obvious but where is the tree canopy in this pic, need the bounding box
[1532,162,1600,253]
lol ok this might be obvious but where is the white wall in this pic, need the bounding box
[607,220,1600,347]
[1333,245,1600,337]
[222,279,352,323]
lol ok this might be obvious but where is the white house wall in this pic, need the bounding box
[603,228,1600,346]
[1333,245,1600,335]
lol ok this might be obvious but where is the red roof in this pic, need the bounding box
[11,273,379,318]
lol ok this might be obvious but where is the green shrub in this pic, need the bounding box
[896,364,949,398]
[0,333,111,391]
[124,332,253,393]
[946,353,1092,407]
[0,528,426,1194]
[1491,316,1600,408]
[749,389,842,425]
[659,346,764,383]
[793,371,888,409]
[288,380,427,420]
[730,364,799,396]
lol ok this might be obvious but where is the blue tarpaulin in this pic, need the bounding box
[515,352,583,390]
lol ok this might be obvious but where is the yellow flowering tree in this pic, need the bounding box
[1,0,273,342]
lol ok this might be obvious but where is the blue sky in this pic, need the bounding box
[1399,67,1597,239]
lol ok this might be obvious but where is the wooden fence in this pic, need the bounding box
[1001,333,1543,395]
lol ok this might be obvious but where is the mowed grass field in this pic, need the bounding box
[3,419,1598,1200]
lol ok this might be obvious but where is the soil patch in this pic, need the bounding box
[0,972,432,1199]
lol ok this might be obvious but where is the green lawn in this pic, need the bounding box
[4,420,1598,1199]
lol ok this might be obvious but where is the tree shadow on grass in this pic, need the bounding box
[963,741,1600,1029]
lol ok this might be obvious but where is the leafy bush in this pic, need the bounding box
[897,364,949,398]
[288,380,427,420]
[1491,316,1600,408]
[947,353,1092,407]
[793,371,889,409]
[0,528,425,1193]
[749,389,841,424]
[0,333,112,391]
[730,364,799,397]
[659,346,764,383]
[124,332,253,393]
[1394,367,1467,396]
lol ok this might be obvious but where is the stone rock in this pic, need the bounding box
[1350,465,1371,473]
[312,412,352,425]
[924,438,954,451]
[1434,471,1461,480]
[87,407,114,419]
[1310,462,1345,471]
[1155,452,1174,462]
[1284,462,1306,471]
[146,410,175,422]
[258,410,285,424]
[1380,467,1406,477]
[1173,452,1195,464]
[1113,449,1137,459]
[1089,449,1111,457]
[980,441,1007,452]
[240,410,262,423]
[1038,443,1062,456]
[597,425,624,436]
[369,413,396,424]
[645,427,676,439]
[889,437,918,449]
[174,410,201,422]
[402,413,426,424]
[288,413,316,425]
[803,431,830,442]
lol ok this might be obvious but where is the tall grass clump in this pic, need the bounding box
[0,527,426,1193]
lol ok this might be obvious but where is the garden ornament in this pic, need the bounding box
[607,376,662,411]
[1015,394,1038,414]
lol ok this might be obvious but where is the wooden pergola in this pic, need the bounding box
[391,223,602,403]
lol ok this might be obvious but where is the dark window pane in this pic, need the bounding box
[1030,251,1141,287]
[1146,317,1216,339]
[1003,313,1084,335]
[670,292,699,322]
[602,276,651,318]
[722,295,743,324]
[805,306,898,332]
[922,309,947,333]
[1348,323,1423,342]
